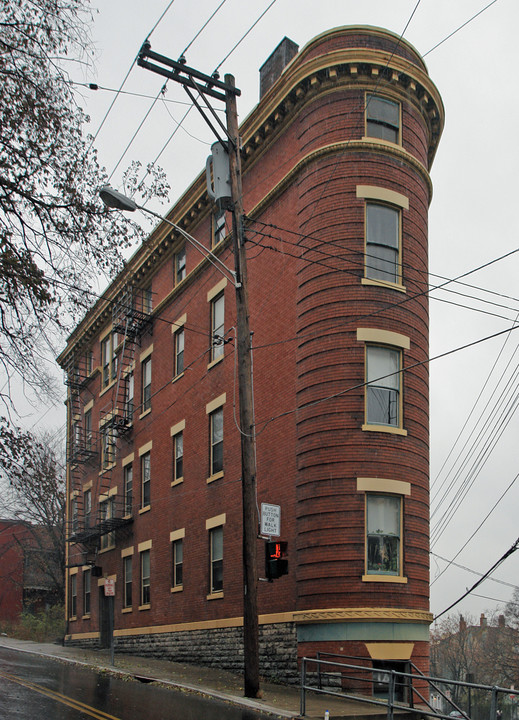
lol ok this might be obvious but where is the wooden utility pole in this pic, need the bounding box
[135,45,260,699]
[225,73,260,699]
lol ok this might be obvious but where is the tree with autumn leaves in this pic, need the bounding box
[0,0,168,411]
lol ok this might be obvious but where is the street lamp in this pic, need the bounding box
[99,186,237,286]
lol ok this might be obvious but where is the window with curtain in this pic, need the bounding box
[366,494,401,575]
[366,345,401,427]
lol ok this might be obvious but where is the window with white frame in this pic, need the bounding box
[101,425,115,469]
[141,356,152,412]
[366,494,401,575]
[140,549,151,605]
[142,285,153,315]
[174,246,186,284]
[210,293,224,362]
[209,526,223,593]
[84,489,91,528]
[123,555,132,608]
[141,451,151,508]
[86,349,94,376]
[210,407,223,476]
[366,203,400,284]
[173,431,183,483]
[213,212,226,247]
[100,332,117,388]
[84,409,93,452]
[172,538,183,588]
[366,94,400,143]
[124,463,133,516]
[70,574,77,617]
[366,345,401,427]
[71,497,78,533]
[174,328,184,376]
[100,496,115,550]
[83,568,91,615]
[124,371,134,424]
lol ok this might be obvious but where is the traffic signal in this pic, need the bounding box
[265,540,288,580]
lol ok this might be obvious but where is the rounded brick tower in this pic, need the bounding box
[284,27,444,676]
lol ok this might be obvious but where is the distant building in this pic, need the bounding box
[57,26,444,684]
[0,520,62,621]
[431,613,517,709]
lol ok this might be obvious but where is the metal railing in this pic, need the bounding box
[300,655,519,719]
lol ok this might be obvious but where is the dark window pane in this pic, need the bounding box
[367,534,399,574]
[367,387,398,426]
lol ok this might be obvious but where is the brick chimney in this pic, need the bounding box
[480,613,487,627]
[498,614,506,627]
[259,37,299,99]
[459,615,467,632]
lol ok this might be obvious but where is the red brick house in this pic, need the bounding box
[57,26,444,683]
[0,520,62,622]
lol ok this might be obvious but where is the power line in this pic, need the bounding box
[423,0,500,57]
[87,0,177,150]
[431,471,519,585]
[253,321,519,437]
[213,0,279,73]
[181,0,229,57]
[245,223,519,351]
[434,536,519,621]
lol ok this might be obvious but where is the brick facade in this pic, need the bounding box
[58,26,443,685]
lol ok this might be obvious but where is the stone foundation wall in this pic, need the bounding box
[68,622,299,684]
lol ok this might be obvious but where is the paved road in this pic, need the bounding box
[0,645,270,720]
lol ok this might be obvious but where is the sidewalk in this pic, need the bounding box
[0,636,392,719]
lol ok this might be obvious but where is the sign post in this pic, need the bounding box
[104,579,115,666]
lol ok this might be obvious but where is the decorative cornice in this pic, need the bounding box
[247,139,432,224]
[293,607,433,624]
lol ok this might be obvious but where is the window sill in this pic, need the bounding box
[207,470,224,484]
[207,591,223,601]
[139,505,151,515]
[171,478,183,487]
[123,513,133,520]
[172,372,184,384]
[171,585,183,594]
[122,607,132,613]
[362,574,408,584]
[82,614,91,620]
[69,615,77,622]
[362,424,407,436]
[361,278,407,294]
[99,463,116,475]
[138,603,151,611]
[361,135,401,148]
[139,408,152,420]
[207,354,224,370]
[99,545,115,554]
[99,380,116,397]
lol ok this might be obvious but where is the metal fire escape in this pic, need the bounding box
[66,284,153,551]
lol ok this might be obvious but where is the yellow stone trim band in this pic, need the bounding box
[293,608,433,624]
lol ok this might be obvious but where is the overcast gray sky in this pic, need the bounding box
[30,0,519,623]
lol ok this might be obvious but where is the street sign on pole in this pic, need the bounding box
[261,503,281,537]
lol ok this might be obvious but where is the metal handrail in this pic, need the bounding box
[300,656,519,719]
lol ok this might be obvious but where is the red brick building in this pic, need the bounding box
[0,520,62,622]
[57,26,444,683]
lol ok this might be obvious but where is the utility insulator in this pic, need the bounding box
[206,141,232,211]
